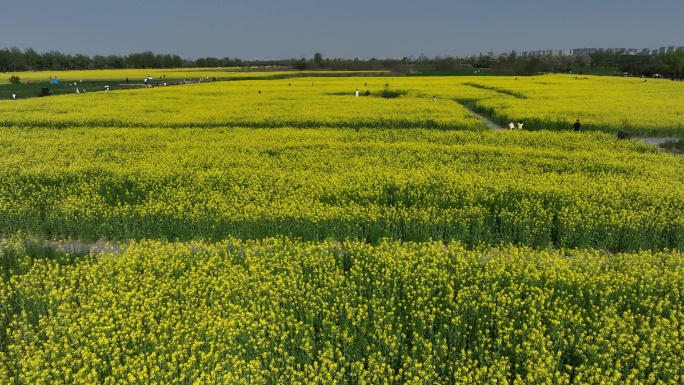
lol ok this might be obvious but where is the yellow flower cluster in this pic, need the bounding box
[2,71,684,382]
[0,75,486,131]
[4,72,683,135]
[1,238,683,384]
[0,128,682,251]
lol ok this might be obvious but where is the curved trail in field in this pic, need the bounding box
[636,137,679,146]
[459,103,681,149]
[460,105,504,131]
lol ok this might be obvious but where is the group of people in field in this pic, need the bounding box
[508,120,524,130]
[507,119,581,131]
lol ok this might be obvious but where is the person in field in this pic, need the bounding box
[509,121,515,130]
[355,89,359,97]
[574,119,581,132]
[517,120,523,130]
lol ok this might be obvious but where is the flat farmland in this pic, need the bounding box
[1,73,683,384]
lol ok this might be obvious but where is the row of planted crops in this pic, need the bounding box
[1,73,684,383]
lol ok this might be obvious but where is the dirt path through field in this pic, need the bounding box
[462,106,504,130]
[460,103,681,148]
[1,238,125,255]
[636,137,679,146]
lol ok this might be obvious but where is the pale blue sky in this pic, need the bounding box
[2,0,682,60]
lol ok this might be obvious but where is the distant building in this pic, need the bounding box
[666,46,676,53]
[659,47,667,54]
[641,48,651,55]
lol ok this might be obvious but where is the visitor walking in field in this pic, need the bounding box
[517,120,523,130]
[355,89,359,97]
[574,119,581,132]
[509,121,515,130]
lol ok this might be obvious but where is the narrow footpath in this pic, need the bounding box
[462,106,504,131]
[636,137,679,146]
[459,103,681,151]
[468,110,503,131]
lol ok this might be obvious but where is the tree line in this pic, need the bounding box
[448,49,684,78]
[0,47,411,73]
[0,47,189,72]
[2,46,683,79]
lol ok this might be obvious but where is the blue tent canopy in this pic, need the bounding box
[51,78,59,84]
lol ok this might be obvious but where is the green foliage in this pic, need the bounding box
[313,52,323,64]
[663,49,684,79]
[8,75,20,84]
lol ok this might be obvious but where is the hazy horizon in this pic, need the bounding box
[3,0,683,60]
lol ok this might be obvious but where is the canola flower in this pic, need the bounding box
[1,71,684,384]
[4,73,684,135]
[0,75,485,131]
[0,127,682,251]
[1,237,683,384]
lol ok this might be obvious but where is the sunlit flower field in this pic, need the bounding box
[1,72,683,384]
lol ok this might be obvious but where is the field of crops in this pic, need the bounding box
[2,238,683,384]
[4,72,684,135]
[1,72,684,383]
[1,127,683,251]
[455,76,684,137]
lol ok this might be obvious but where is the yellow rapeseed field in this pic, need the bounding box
[455,75,684,136]
[3,73,683,134]
[1,238,683,384]
[1,71,684,383]
[1,127,682,250]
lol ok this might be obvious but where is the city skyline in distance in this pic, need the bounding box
[2,0,683,61]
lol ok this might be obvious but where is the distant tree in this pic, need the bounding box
[9,46,24,71]
[0,48,9,72]
[92,55,107,69]
[106,55,125,69]
[313,52,323,65]
[575,54,591,67]
[71,54,91,70]
[522,56,544,75]
[41,50,67,70]
[474,54,491,68]
[436,58,460,71]
[663,49,684,79]
[127,51,156,69]
[293,60,309,70]
[24,47,40,70]
[205,57,221,67]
